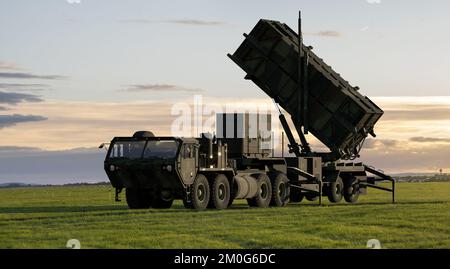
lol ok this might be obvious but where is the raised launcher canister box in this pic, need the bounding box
[228,19,384,159]
[216,113,272,158]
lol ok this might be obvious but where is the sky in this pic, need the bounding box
[1,0,450,184]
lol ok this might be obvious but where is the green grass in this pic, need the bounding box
[0,182,449,249]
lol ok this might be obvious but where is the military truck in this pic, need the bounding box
[102,13,395,210]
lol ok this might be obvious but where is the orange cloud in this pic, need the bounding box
[0,96,449,173]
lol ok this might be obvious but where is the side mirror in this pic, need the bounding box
[99,143,109,150]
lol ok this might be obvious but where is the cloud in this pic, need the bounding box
[0,114,48,128]
[0,83,48,91]
[0,96,449,174]
[0,106,8,111]
[360,143,450,174]
[0,61,22,71]
[363,139,400,149]
[117,19,225,26]
[0,147,106,184]
[0,72,65,80]
[165,19,225,26]
[383,108,450,121]
[367,0,381,4]
[0,146,41,152]
[409,137,450,143]
[360,26,369,32]
[307,31,342,38]
[0,91,44,105]
[125,84,203,93]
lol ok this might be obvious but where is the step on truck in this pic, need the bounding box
[102,12,395,210]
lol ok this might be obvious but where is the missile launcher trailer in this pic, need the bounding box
[103,13,395,210]
[227,18,383,161]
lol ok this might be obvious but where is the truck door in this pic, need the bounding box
[178,143,197,185]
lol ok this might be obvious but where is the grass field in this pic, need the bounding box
[0,182,449,249]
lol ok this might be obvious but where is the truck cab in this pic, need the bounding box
[104,132,199,209]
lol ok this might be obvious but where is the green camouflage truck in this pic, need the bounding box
[103,13,395,210]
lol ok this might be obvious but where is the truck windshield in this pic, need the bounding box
[109,141,146,159]
[143,140,179,159]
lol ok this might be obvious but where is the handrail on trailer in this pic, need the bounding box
[287,165,396,205]
[363,165,396,203]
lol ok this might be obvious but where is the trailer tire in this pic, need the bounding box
[209,174,230,210]
[305,193,319,202]
[126,188,151,209]
[327,177,344,203]
[247,174,272,208]
[290,184,304,203]
[344,178,360,203]
[269,173,290,207]
[189,174,210,210]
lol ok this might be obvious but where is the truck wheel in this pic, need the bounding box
[269,173,290,207]
[247,174,272,208]
[182,198,193,209]
[189,174,210,210]
[344,178,360,203]
[305,193,319,201]
[126,188,151,209]
[247,198,257,207]
[209,174,230,210]
[327,177,344,203]
[152,196,174,209]
[290,187,304,203]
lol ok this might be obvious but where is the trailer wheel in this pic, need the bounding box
[305,193,319,202]
[125,188,151,209]
[209,174,230,210]
[290,189,304,203]
[327,177,344,203]
[188,174,210,210]
[269,173,290,207]
[247,174,272,208]
[344,178,360,203]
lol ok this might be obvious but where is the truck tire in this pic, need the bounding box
[247,173,272,208]
[247,198,257,207]
[290,187,304,203]
[182,198,193,209]
[228,187,235,208]
[305,193,319,201]
[269,173,290,207]
[188,174,210,210]
[126,188,151,209]
[209,174,230,210]
[344,178,360,203]
[327,177,344,203]
[152,197,174,209]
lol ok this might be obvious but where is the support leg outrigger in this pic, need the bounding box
[364,165,396,203]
